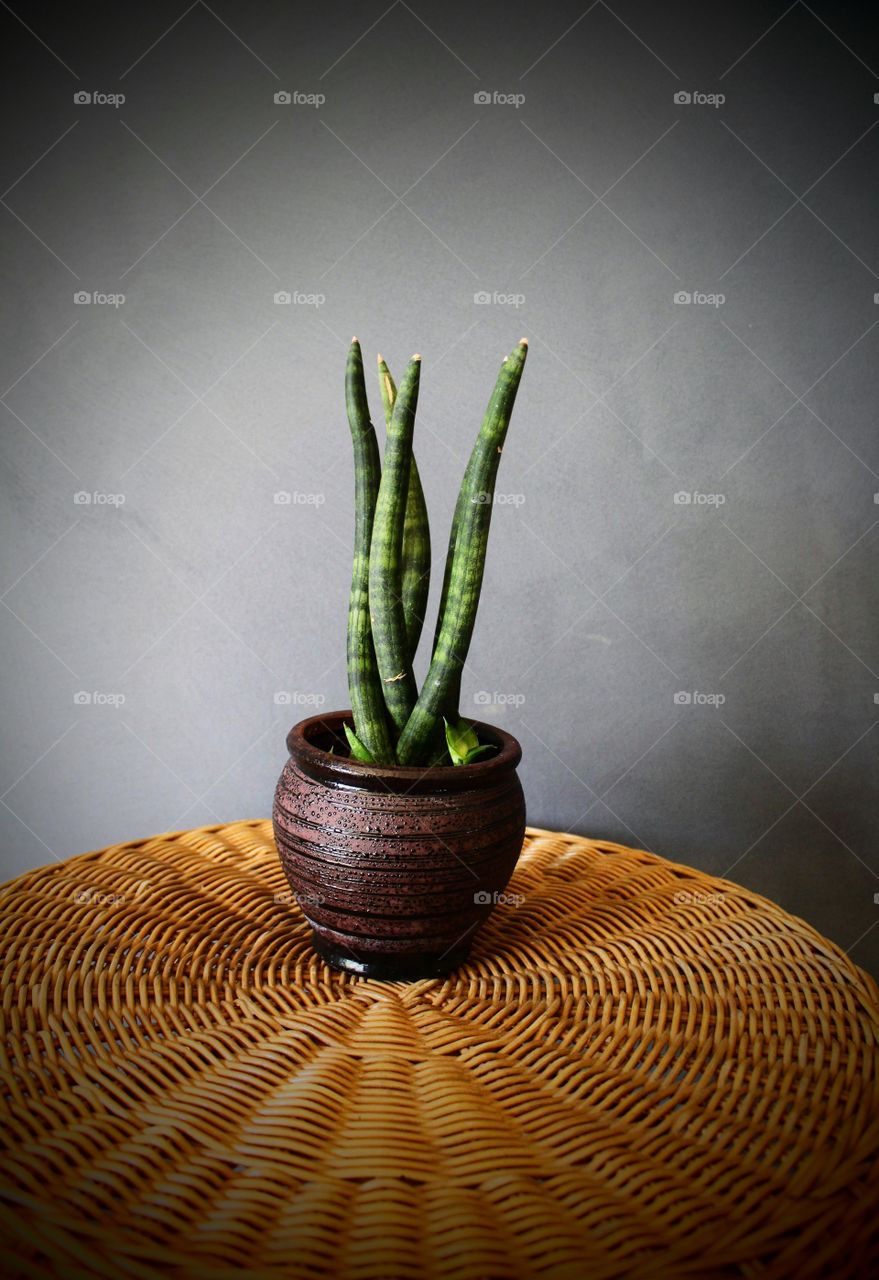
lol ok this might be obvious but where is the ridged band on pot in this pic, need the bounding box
[272,710,526,979]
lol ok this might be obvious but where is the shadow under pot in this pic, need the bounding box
[272,710,526,981]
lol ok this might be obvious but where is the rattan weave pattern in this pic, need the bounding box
[1,821,878,1279]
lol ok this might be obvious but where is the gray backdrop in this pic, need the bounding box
[2,0,877,976]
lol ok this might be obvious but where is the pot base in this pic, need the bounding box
[312,933,472,982]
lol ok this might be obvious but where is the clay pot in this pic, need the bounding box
[272,710,525,980]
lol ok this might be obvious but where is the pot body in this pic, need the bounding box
[272,710,525,980]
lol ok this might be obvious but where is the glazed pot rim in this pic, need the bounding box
[285,710,522,794]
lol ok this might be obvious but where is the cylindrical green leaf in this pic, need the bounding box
[401,459,430,663]
[368,355,422,740]
[344,338,395,764]
[396,340,528,765]
[379,356,431,666]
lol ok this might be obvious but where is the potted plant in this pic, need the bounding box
[273,337,529,979]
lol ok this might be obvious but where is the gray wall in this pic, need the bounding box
[2,1,877,976]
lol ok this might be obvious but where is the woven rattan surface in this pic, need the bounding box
[1,822,878,1279]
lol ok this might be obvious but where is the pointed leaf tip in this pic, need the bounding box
[344,723,376,763]
[444,716,481,766]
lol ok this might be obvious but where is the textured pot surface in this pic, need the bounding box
[272,710,526,979]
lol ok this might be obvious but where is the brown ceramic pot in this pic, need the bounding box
[272,710,526,980]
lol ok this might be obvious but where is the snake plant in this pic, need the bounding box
[344,337,528,767]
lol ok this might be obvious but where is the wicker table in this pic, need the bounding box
[1,822,878,1279]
